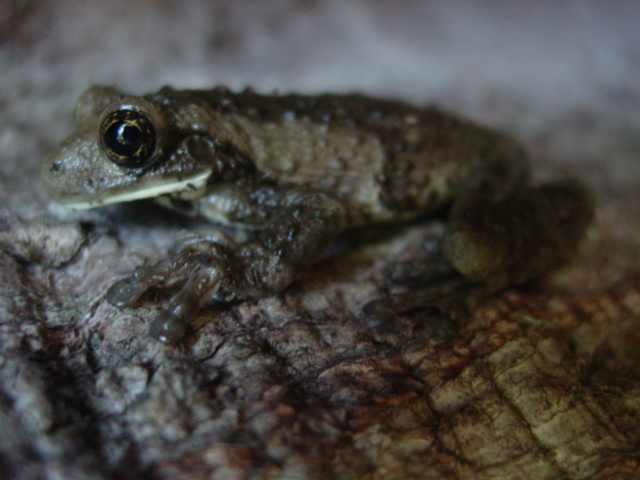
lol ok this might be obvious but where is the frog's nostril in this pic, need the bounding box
[49,161,63,174]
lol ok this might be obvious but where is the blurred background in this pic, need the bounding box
[1,0,639,274]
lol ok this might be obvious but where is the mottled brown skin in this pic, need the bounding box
[42,86,594,343]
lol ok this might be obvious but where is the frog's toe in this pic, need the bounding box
[360,275,476,331]
[106,276,148,307]
[148,264,223,344]
[149,310,188,345]
[106,252,198,308]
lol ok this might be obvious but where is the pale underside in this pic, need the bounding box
[61,170,212,210]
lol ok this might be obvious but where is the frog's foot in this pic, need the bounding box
[381,238,459,288]
[362,276,475,325]
[360,276,482,350]
[148,263,223,344]
[106,257,193,307]
[106,266,162,307]
[106,244,234,344]
[361,234,472,325]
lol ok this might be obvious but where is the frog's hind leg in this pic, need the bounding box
[363,160,593,330]
[442,175,594,291]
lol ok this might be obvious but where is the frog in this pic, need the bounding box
[42,85,594,344]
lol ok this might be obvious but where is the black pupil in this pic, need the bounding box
[101,110,156,167]
[114,123,143,151]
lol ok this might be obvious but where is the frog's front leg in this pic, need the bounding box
[107,189,347,344]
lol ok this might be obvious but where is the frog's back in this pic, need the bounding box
[154,87,526,225]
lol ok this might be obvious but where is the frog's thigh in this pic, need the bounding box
[442,179,593,288]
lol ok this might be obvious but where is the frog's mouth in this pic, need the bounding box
[61,170,212,210]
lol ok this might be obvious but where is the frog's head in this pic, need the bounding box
[42,86,219,210]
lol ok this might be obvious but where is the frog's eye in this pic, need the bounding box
[100,110,157,168]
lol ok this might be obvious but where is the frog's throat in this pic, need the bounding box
[61,170,212,210]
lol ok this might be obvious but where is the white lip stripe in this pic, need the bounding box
[62,170,211,210]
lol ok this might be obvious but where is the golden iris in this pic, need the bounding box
[100,110,156,168]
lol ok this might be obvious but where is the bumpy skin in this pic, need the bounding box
[42,86,594,343]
